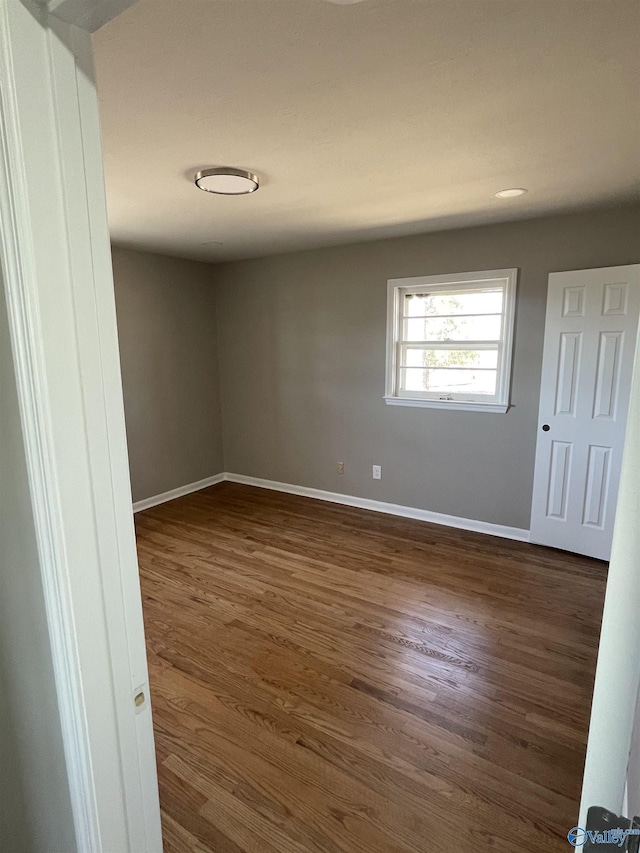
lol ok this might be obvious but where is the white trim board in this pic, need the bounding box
[1,1,161,850]
[226,474,530,542]
[134,472,530,542]
[132,474,225,513]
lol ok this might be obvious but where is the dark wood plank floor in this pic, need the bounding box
[135,482,606,853]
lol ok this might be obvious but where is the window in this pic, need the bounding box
[385,269,517,413]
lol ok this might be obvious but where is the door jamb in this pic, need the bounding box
[0,1,161,849]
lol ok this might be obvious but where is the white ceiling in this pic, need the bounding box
[94,0,640,263]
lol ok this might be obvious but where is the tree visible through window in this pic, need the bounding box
[385,270,517,412]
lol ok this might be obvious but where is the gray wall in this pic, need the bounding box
[112,247,223,502]
[0,276,75,852]
[215,206,640,530]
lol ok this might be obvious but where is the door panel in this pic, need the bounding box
[546,441,573,520]
[593,331,623,419]
[530,265,640,560]
[582,445,611,528]
[603,282,629,316]
[555,332,582,415]
[562,285,585,317]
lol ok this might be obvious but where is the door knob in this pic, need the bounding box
[542,424,550,432]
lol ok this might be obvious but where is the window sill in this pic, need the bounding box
[384,396,509,414]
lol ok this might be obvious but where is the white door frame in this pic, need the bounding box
[0,1,161,850]
[579,321,640,833]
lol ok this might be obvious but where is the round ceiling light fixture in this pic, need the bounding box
[195,167,259,195]
[495,188,527,198]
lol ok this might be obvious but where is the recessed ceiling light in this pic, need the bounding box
[495,188,527,198]
[195,167,259,196]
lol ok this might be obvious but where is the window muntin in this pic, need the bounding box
[403,314,502,342]
[385,270,517,412]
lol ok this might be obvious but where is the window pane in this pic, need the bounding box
[403,348,498,369]
[404,288,503,317]
[403,314,502,342]
[400,367,498,395]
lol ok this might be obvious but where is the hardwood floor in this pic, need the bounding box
[135,482,607,853]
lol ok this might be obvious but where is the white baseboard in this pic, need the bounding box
[132,473,225,513]
[225,473,530,543]
[134,471,530,542]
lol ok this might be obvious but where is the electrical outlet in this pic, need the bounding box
[372,464,381,480]
[337,462,344,474]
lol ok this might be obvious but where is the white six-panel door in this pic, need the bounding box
[530,265,640,561]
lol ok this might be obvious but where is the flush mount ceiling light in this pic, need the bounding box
[495,188,527,198]
[195,167,259,195]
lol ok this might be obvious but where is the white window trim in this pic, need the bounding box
[384,268,518,413]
